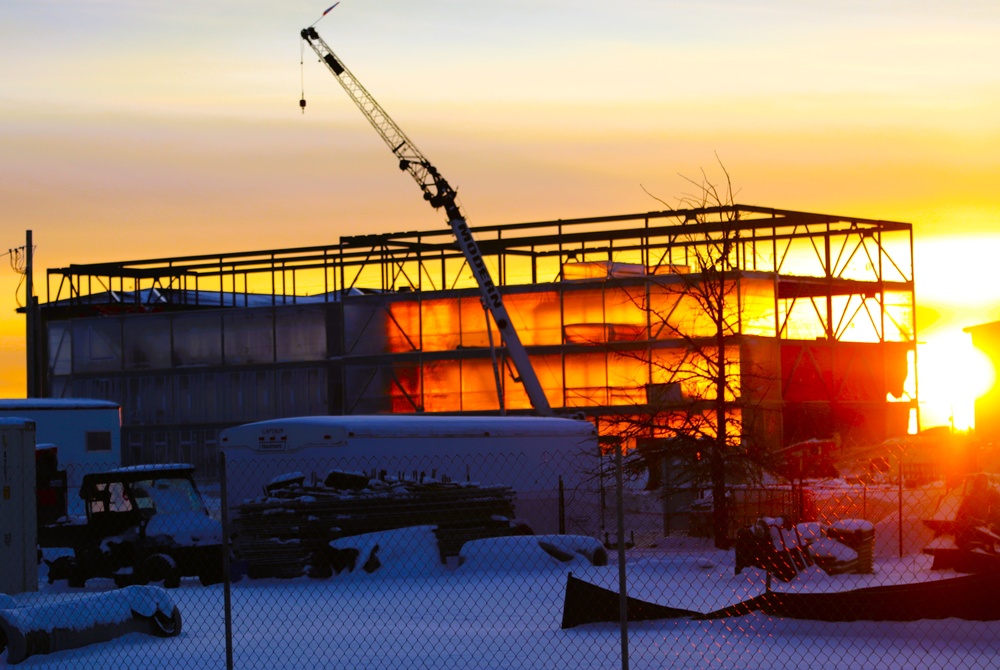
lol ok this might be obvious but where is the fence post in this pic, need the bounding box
[558,475,566,535]
[614,439,629,670]
[897,455,904,558]
[220,450,234,670]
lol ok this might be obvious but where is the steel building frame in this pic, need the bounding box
[47,206,915,338]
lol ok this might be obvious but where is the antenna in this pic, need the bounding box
[310,2,340,28]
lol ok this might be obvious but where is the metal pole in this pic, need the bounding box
[484,304,505,415]
[898,454,904,558]
[615,440,629,670]
[558,475,566,535]
[661,460,670,536]
[25,230,37,397]
[220,450,234,670]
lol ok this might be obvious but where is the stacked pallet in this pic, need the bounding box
[233,471,522,578]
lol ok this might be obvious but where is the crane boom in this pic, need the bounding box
[301,26,553,416]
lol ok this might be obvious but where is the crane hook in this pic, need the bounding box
[300,98,307,114]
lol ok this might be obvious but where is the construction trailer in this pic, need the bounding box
[0,399,121,503]
[0,417,37,595]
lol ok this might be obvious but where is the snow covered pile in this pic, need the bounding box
[0,586,175,633]
[320,529,608,578]
[735,517,874,581]
[0,586,181,664]
[460,535,607,573]
[327,526,447,578]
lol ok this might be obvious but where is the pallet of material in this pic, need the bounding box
[232,471,521,578]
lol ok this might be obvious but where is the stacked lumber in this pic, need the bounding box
[233,471,522,578]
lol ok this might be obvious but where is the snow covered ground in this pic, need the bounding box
[5,529,1000,669]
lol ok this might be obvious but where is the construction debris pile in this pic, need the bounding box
[233,470,526,578]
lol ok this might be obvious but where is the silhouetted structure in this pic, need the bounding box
[965,321,1000,445]
[34,206,917,474]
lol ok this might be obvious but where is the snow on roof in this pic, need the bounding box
[0,398,120,410]
[107,463,194,474]
[221,415,597,442]
[39,287,364,310]
[0,416,34,426]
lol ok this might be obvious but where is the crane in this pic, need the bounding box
[300,26,553,416]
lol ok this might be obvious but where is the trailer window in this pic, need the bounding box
[86,431,112,452]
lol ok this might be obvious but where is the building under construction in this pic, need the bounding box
[37,205,917,474]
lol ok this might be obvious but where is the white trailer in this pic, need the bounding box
[0,399,121,495]
[0,418,37,594]
[220,415,601,536]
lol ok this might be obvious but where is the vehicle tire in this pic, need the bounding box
[46,556,76,585]
[141,553,180,589]
[198,564,224,586]
[148,606,183,637]
[113,572,136,588]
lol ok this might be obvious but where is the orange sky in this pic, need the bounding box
[2,1,999,430]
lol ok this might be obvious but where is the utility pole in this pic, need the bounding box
[25,230,39,398]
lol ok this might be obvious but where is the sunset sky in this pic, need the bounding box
[2,0,999,429]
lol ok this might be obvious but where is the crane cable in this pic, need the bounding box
[299,38,307,113]
[301,0,342,112]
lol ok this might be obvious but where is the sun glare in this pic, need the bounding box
[919,331,996,431]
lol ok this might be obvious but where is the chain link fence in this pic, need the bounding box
[7,452,1000,668]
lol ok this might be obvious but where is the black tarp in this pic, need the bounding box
[561,573,700,629]
[562,571,1000,628]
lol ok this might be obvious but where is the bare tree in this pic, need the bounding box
[610,163,776,549]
